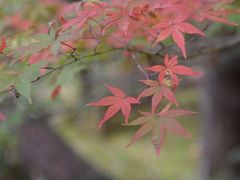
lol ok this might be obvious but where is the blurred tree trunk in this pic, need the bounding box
[18,115,111,180]
[200,42,240,180]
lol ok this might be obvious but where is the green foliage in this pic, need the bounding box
[57,63,87,86]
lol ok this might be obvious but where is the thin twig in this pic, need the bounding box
[0,48,117,96]
[31,48,116,83]
[128,51,150,79]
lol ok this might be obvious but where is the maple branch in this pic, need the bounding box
[0,48,117,96]
[41,66,55,70]
[130,53,150,79]
[0,45,155,97]
[187,35,240,59]
[1,35,239,97]
[31,48,117,83]
[124,46,164,58]
[86,17,105,53]
[61,42,75,50]
[159,35,240,59]
[61,42,78,61]
[102,7,123,30]
[88,17,102,27]
[0,85,20,97]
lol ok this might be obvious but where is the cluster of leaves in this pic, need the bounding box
[88,56,200,155]
[0,0,239,155]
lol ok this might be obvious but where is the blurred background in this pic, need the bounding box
[0,0,240,180]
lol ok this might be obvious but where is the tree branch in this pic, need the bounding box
[0,48,117,96]
[1,34,239,98]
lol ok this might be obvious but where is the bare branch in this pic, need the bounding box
[130,52,149,79]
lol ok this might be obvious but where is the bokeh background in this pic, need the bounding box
[0,0,240,180]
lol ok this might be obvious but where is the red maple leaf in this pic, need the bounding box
[152,15,205,58]
[138,80,178,113]
[103,2,152,44]
[59,2,107,32]
[191,1,238,26]
[88,84,140,128]
[146,54,202,88]
[51,85,61,100]
[200,13,237,26]
[0,38,6,54]
[126,103,195,155]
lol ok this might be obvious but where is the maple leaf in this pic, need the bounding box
[146,54,202,88]
[59,2,107,32]
[88,84,140,128]
[191,1,238,26]
[199,12,238,26]
[51,85,61,100]
[9,28,57,63]
[152,15,205,58]
[138,80,178,113]
[58,16,67,26]
[129,4,150,22]
[0,38,6,54]
[126,104,195,155]
[104,2,150,41]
